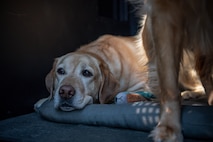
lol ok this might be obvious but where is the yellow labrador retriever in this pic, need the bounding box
[40,35,157,111]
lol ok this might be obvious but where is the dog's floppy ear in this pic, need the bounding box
[98,63,119,104]
[45,59,58,99]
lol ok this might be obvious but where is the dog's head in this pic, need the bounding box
[45,52,119,111]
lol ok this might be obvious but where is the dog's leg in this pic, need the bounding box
[196,55,213,105]
[150,28,183,142]
[179,50,206,100]
[147,2,183,142]
[34,97,50,110]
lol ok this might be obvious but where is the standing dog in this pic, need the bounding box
[136,0,213,141]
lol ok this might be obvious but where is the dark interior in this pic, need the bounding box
[0,0,139,120]
[1,1,213,142]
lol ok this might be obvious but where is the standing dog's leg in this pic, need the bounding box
[147,1,183,142]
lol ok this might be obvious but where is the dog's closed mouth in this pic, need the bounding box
[60,103,75,111]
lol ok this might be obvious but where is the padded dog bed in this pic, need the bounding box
[35,100,213,140]
[0,100,212,142]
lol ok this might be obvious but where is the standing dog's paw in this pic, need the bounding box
[150,124,183,142]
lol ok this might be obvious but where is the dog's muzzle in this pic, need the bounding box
[58,85,76,111]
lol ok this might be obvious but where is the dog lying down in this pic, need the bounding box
[35,34,205,111]
[36,35,155,111]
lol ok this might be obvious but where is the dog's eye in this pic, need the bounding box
[82,69,93,77]
[57,68,66,75]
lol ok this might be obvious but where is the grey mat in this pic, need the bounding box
[0,113,210,142]
[0,110,212,141]
[0,113,152,142]
[35,100,213,140]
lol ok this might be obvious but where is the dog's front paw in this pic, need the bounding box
[150,124,183,142]
[34,97,50,110]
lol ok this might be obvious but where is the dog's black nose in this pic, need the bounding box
[59,85,75,99]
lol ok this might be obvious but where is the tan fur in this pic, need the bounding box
[135,0,213,141]
[40,35,157,111]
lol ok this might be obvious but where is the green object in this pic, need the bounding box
[135,91,155,99]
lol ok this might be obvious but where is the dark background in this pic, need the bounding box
[0,0,139,120]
